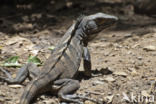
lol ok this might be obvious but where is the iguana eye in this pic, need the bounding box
[87,21,96,29]
[86,21,97,32]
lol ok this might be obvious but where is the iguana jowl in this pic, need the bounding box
[0,13,118,104]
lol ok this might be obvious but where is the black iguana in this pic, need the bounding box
[0,13,118,104]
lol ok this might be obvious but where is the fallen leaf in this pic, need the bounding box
[113,71,127,77]
[48,46,55,50]
[104,76,115,82]
[27,55,42,66]
[9,84,23,88]
[5,36,24,45]
[92,80,104,85]
[143,45,156,51]
[1,56,21,67]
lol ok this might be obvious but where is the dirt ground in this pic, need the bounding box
[0,0,156,104]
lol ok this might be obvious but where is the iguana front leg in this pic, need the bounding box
[83,47,92,77]
[0,63,40,84]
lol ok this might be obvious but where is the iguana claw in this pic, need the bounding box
[0,67,12,78]
[0,67,20,84]
[0,67,15,83]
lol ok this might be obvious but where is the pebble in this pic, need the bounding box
[143,45,156,51]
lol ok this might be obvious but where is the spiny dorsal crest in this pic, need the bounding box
[39,15,84,78]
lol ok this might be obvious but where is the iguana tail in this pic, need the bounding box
[20,69,60,104]
[20,81,38,104]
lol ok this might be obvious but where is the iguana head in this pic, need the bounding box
[79,12,118,39]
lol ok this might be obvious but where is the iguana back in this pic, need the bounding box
[20,17,84,104]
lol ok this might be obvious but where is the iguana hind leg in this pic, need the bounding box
[53,79,83,104]
[54,79,102,104]
[0,63,40,84]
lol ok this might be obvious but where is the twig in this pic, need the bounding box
[85,91,104,95]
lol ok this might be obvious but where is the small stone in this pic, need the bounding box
[40,95,46,100]
[143,45,156,51]
[84,100,96,104]
[137,56,142,60]
[124,33,132,38]
[92,80,104,86]
[104,76,115,82]
[113,71,127,77]
[130,68,138,76]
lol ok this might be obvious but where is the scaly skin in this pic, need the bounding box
[0,13,118,104]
